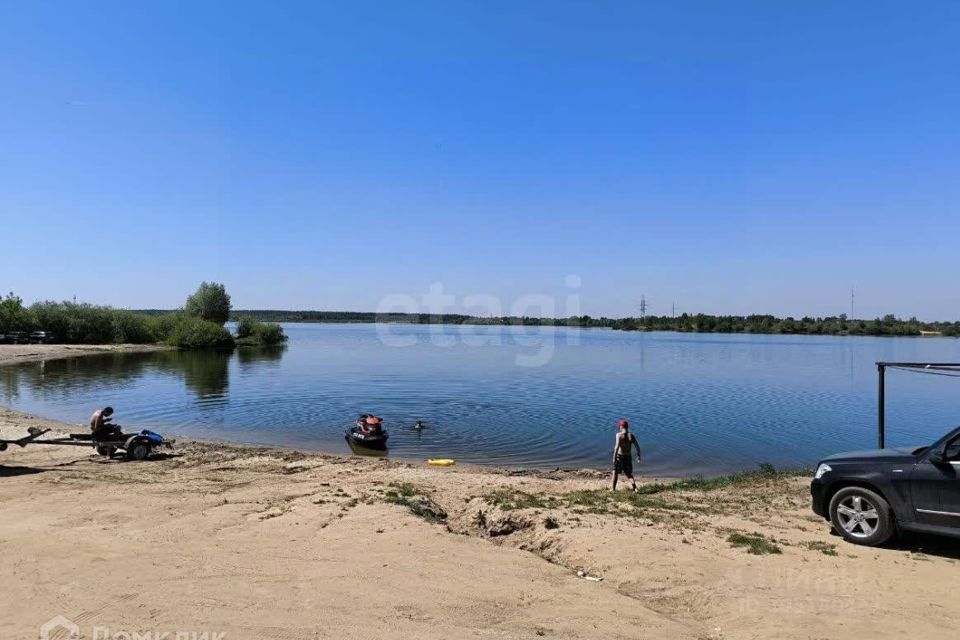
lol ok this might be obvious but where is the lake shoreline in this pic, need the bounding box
[3,332,955,476]
[0,342,173,366]
[0,343,633,477]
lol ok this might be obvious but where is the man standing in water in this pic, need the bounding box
[611,419,642,492]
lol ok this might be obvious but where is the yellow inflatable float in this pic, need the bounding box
[427,459,455,466]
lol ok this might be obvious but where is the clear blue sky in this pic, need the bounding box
[1,1,958,319]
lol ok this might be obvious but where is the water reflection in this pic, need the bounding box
[155,350,231,403]
[345,437,389,458]
[2,353,153,400]
[237,345,286,369]
[0,366,21,404]
[2,346,286,405]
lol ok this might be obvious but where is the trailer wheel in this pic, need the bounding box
[95,445,116,457]
[126,441,151,461]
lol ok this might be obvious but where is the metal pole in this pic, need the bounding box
[877,363,886,449]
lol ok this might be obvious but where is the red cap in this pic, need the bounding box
[618,419,629,428]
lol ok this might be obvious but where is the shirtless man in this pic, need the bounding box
[89,406,116,437]
[611,419,642,491]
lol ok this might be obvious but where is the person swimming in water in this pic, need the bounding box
[611,419,642,492]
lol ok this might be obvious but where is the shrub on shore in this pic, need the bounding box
[2,284,243,351]
[16,300,155,344]
[7,301,234,349]
[235,316,256,340]
[235,316,287,346]
[144,312,183,342]
[160,314,235,349]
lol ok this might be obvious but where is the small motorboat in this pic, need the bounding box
[345,414,389,450]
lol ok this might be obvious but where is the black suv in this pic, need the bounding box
[811,426,960,546]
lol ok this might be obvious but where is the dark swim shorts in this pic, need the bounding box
[614,454,633,476]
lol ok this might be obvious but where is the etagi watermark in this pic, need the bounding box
[375,276,583,367]
[39,615,226,640]
[728,566,882,616]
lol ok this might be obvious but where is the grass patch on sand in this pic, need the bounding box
[382,482,419,503]
[801,541,838,556]
[484,489,557,511]
[727,532,783,555]
[483,487,685,524]
[633,464,810,496]
[481,465,809,526]
[382,483,447,524]
[565,489,675,511]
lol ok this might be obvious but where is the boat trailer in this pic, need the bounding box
[0,426,174,461]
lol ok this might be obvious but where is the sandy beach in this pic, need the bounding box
[1,345,957,639]
[0,343,172,366]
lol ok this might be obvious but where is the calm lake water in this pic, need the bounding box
[3,324,959,475]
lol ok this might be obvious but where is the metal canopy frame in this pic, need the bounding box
[876,362,960,448]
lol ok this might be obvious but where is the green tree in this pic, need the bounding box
[0,292,30,333]
[184,282,231,326]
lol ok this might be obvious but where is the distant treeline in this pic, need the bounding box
[226,310,561,325]
[611,313,960,337]
[200,310,960,337]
